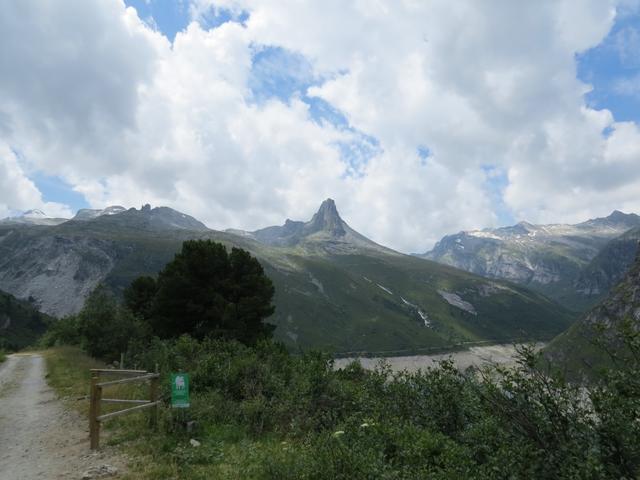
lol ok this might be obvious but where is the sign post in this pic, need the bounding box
[170,373,190,408]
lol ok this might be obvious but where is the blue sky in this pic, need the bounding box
[578,8,640,124]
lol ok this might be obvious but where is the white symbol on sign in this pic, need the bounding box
[175,376,185,390]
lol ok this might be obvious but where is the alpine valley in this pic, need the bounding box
[0,200,573,353]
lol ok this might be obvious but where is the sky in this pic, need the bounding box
[1,1,640,252]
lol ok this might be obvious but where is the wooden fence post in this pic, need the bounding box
[89,372,100,450]
[89,369,161,449]
[149,375,159,428]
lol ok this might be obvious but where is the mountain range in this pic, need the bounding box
[0,200,573,353]
[544,240,640,380]
[419,211,640,311]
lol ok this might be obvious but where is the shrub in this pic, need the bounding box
[76,286,149,361]
[39,315,82,347]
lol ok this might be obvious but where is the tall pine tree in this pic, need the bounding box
[126,240,275,344]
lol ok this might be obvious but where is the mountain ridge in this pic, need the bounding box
[0,199,574,352]
[418,210,640,310]
[544,241,640,380]
[228,198,398,255]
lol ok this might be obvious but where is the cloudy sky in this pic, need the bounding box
[1,0,640,252]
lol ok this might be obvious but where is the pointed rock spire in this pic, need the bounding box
[306,198,345,236]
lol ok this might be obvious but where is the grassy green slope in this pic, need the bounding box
[268,253,575,353]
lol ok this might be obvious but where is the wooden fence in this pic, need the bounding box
[89,368,160,450]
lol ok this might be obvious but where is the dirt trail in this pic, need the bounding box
[0,354,126,480]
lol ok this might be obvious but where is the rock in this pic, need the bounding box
[81,464,118,479]
[189,438,201,448]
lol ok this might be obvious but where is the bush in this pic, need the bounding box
[119,333,640,479]
[39,315,82,347]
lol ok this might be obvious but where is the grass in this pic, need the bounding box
[43,346,273,479]
[44,347,106,415]
[0,350,6,363]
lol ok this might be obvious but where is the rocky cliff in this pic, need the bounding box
[544,241,640,380]
[419,211,640,310]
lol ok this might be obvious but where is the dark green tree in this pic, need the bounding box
[124,276,158,321]
[144,240,275,344]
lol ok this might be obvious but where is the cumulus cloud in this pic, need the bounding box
[0,0,639,252]
[0,144,72,218]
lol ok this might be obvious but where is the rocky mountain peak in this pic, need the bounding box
[0,209,67,226]
[71,204,208,232]
[22,209,48,219]
[608,210,640,225]
[73,205,126,221]
[306,198,345,236]
[244,198,392,254]
[582,210,640,230]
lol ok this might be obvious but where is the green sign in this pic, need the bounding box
[171,373,190,408]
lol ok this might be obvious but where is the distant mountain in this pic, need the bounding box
[0,289,50,350]
[229,199,395,255]
[574,227,640,298]
[544,241,640,381]
[73,205,126,220]
[0,200,574,353]
[69,204,209,232]
[418,211,640,310]
[0,209,68,226]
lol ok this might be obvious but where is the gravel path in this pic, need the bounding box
[0,354,126,480]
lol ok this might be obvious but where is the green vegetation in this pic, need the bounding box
[41,287,147,362]
[0,289,50,351]
[126,240,275,343]
[41,238,639,478]
[265,253,575,353]
[43,241,275,360]
[0,349,6,363]
[46,334,640,479]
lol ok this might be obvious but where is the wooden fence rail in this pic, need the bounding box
[89,368,160,450]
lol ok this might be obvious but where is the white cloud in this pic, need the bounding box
[0,0,639,252]
[0,144,72,218]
